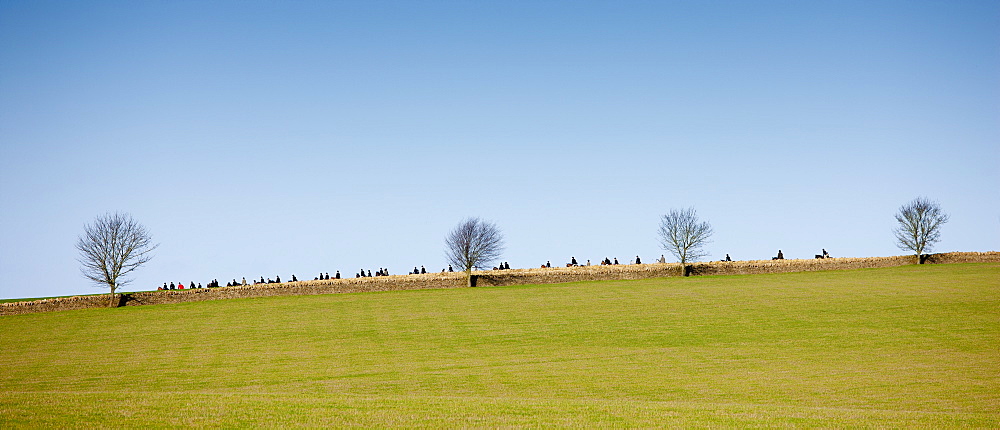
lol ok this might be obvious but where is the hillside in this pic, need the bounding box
[4,251,997,315]
[1,263,998,426]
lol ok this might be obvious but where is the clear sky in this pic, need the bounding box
[1,0,997,299]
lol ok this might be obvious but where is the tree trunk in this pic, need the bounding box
[467,274,478,288]
[108,285,118,308]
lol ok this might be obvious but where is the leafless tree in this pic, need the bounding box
[445,217,505,277]
[894,197,949,264]
[658,207,713,264]
[76,212,158,307]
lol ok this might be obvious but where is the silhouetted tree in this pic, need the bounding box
[445,217,504,284]
[894,197,949,264]
[658,207,713,264]
[76,212,158,307]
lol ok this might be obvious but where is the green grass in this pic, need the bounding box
[2,263,998,427]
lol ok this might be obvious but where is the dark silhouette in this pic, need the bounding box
[571,257,578,266]
[448,265,453,272]
[335,271,340,279]
[635,256,641,264]
[613,258,619,265]
[773,250,784,260]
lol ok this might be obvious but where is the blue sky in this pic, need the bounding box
[1,0,997,299]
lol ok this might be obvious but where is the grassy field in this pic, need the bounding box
[1,263,998,427]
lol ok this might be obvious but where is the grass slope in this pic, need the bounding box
[1,264,998,427]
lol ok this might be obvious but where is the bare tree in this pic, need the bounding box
[894,197,949,264]
[445,217,504,281]
[76,212,158,307]
[658,207,713,264]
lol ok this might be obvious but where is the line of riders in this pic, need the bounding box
[156,249,832,291]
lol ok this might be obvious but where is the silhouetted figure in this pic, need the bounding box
[356,273,360,278]
[773,250,784,260]
[725,254,731,261]
[504,262,510,270]
[198,283,203,288]
[546,261,551,268]
[367,270,372,277]
[614,258,619,265]
[163,282,168,290]
[571,257,578,266]
[335,271,340,279]
[413,266,419,275]
[448,265,453,272]
[658,255,666,263]
[823,249,829,258]
[587,259,591,266]
[420,266,426,274]
[635,256,641,264]
[169,282,175,290]
[276,276,281,283]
